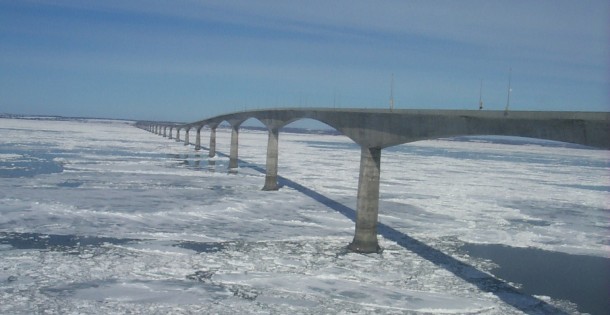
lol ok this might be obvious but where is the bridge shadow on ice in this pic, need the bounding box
[208,148,569,315]
[275,176,569,314]
[165,144,577,313]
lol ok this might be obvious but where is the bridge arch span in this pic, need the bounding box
[139,108,609,253]
[183,109,609,150]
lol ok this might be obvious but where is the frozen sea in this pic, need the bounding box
[0,117,608,314]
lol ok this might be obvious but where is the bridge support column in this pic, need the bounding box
[229,126,239,171]
[169,127,173,139]
[209,127,217,157]
[184,129,190,146]
[262,127,279,191]
[163,127,167,137]
[348,146,382,253]
[176,129,181,142]
[195,128,202,151]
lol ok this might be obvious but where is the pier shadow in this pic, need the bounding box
[273,175,569,314]
[184,146,569,314]
[225,157,570,314]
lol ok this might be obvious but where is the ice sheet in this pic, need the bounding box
[1,117,606,314]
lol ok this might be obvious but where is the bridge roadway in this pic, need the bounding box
[137,108,610,253]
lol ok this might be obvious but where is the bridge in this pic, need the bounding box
[137,108,610,253]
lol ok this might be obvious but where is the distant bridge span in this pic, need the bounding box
[138,108,610,253]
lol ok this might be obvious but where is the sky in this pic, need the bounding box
[0,0,608,122]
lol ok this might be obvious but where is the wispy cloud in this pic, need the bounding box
[1,0,608,118]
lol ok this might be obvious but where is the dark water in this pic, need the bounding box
[0,232,226,254]
[462,244,610,315]
[0,150,63,177]
[174,241,226,253]
[0,145,171,178]
[0,232,140,249]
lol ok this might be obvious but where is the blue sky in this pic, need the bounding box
[0,0,608,122]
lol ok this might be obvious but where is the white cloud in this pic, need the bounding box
[17,0,608,68]
[3,0,608,113]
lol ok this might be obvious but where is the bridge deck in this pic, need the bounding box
[138,108,609,253]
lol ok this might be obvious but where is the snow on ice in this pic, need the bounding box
[0,117,608,314]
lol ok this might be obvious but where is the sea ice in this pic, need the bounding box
[0,117,606,314]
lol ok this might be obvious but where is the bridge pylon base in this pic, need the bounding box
[348,238,381,254]
[262,176,279,191]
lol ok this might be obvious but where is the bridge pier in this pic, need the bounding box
[348,146,382,253]
[184,129,190,146]
[229,126,239,171]
[195,127,202,151]
[168,127,173,139]
[142,109,610,255]
[262,127,280,191]
[209,127,217,157]
[163,126,167,137]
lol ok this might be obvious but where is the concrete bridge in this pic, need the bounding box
[137,108,610,253]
